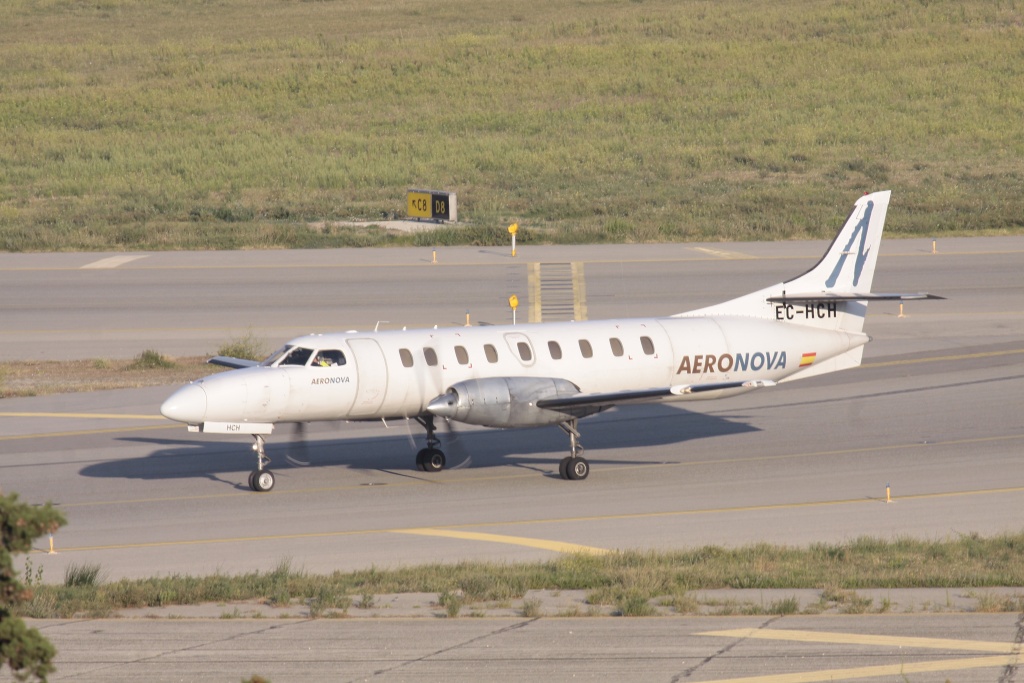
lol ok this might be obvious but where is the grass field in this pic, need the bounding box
[20,533,1024,618]
[1,0,1022,250]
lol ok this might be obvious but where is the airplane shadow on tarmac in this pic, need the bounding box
[79,404,759,488]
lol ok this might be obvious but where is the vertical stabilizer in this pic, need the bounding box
[783,190,890,297]
[674,191,892,334]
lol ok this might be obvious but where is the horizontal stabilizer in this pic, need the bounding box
[767,292,944,303]
[208,356,259,369]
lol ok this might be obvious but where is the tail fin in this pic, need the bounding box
[784,190,890,298]
[675,190,893,333]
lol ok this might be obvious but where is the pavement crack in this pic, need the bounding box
[51,617,314,681]
[998,611,1024,683]
[351,617,541,683]
[673,616,781,682]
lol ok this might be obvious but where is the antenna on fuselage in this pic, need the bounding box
[374,321,389,332]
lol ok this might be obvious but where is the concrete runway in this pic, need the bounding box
[3,236,1024,681]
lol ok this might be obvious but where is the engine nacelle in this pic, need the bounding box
[426,377,582,428]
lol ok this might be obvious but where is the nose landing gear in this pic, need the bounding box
[414,415,447,472]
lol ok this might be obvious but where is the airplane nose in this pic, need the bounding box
[161,383,207,424]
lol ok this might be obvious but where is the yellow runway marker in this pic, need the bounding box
[393,528,608,555]
[697,629,1020,683]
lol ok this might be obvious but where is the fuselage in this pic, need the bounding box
[161,314,866,430]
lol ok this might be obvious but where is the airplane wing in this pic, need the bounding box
[536,379,777,411]
[767,292,944,303]
[208,356,259,369]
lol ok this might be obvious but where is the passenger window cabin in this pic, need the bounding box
[424,348,439,366]
[517,342,533,362]
[399,348,414,368]
[484,344,499,363]
[579,339,593,358]
[548,341,562,360]
[454,345,470,365]
[609,338,624,357]
[640,336,655,355]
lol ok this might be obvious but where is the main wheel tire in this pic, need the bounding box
[248,470,258,490]
[421,448,446,473]
[252,469,275,492]
[415,449,428,471]
[566,457,589,481]
[558,457,571,480]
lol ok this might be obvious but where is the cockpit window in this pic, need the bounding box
[260,345,292,367]
[313,350,346,367]
[279,346,314,366]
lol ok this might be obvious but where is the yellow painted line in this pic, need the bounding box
[571,261,588,321]
[393,528,608,555]
[0,412,163,420]
[863,347,1024,368]
[0,424,174,442]
[700,628,1016,653]
[4,246,1023,273]
[696,629,1020,683]
[445,482,1024,532]
[528,261,542,323]
[53,525,606,556]
[699,656,1014,683]
[47,482,1024,554]
[677,433,1024,473]
[691,246,756,259]
[36,431,1024,511]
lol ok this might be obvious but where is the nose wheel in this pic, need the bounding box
[249,435,275,492]
[416,447,447,472]
[414,415,447,473]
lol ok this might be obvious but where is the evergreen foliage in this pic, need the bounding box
[0,493,66,682]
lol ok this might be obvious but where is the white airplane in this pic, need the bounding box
[162,190,939,492]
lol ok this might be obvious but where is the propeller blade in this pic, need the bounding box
[284,422,311,467]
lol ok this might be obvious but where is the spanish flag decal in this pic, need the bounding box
[800,352,817,367]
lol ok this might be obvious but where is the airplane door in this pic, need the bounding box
[503,332,536,367]
[348,338,388,417]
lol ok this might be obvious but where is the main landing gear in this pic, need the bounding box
[557,419,589,480]
[414,415,447,473]
[249,434,275,492]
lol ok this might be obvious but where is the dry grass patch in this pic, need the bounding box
[0,356,221,397]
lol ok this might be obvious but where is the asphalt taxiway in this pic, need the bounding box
[3,236,1024,681]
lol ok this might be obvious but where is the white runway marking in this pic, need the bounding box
[80,255,148,269]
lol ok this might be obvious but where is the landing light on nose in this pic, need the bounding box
[161,383,207,424]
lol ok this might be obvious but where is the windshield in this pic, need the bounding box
[259,345,314,367]
[259,345,292,367]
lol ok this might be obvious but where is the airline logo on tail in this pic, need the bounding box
[826,199,874,287]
